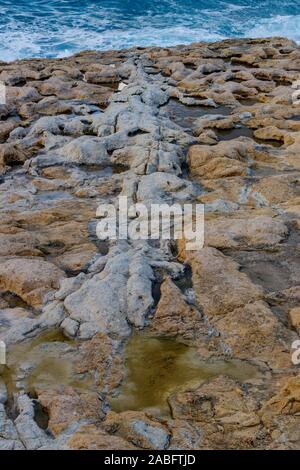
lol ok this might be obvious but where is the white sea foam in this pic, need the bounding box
[0,24,225,62]
[245,15,300,43]
[0,1,299,62]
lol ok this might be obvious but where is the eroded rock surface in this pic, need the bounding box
[1,37,300,450]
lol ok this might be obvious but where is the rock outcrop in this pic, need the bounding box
[0,37,300,450]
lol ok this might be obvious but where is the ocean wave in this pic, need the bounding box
[245,14,300,43]
[0,0,299,61]
[0,26,225,63]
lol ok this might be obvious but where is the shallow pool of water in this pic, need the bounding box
[163,99,233,132]
[109,332,259,415]
[216,126,253,141]
[1,330,94,417]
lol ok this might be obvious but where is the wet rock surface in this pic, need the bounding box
[1,37,300,449]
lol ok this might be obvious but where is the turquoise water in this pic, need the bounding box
[0,0,300,61]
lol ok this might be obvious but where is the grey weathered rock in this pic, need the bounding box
[61,317,79,338]
[64,246,155,337]
[14,394,50,450]
[130,419,169,449]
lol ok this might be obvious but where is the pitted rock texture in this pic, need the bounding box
[1,37,300,450]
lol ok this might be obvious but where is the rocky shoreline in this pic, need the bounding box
[1,37,300,450]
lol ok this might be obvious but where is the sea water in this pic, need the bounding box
[0,0,299,61]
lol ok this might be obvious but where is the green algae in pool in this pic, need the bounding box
[1,330,94,402]
[109,333,259,415]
